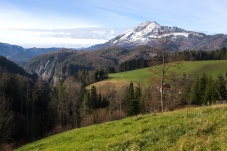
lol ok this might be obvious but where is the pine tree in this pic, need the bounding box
[94,70,99,82]
[134,85,141,114]
[200,72,208,104]
[129,82,134,99]
[191,77,202,105]
[126,82,140,116]
[126,82,134,116]
[90,85,98,109]
[204,76,219,105]
[98,93,102,108]
[99,70,104,80]
[216,75,227,101]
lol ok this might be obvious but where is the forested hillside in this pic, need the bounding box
[0,56,52,149]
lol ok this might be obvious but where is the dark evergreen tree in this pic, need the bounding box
[99,70,104,80]
[178,74,193,105]
[126,82,140,116]
[100,97,109,108]
[216,75,227,101]
[90,85,98,109]
[200,72,208,104]
[129,82,134,98]
[220,47,227,60]
[127,82,134,116]
[94,70,99,82]
[107,66,115,73]
[134,85,141,114]
[98,93,102,108]
[203,76,218,105]
[190,77,201,104]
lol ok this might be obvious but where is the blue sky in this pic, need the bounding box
[0,0,227,48]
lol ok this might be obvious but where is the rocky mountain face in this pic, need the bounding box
[0,42,60,66]
[92,21,227,50]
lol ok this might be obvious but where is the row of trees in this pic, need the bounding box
[117,59,149,72]
[177,47,227,61]
[190,73,227,105]
[73,69,107,86]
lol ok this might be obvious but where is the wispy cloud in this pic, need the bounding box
[0,28,126,48]
[36,28,126,40]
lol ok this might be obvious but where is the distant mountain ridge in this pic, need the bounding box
[90,21,227,50]
[0,42,61,66]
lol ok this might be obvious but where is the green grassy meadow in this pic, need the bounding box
[88,60,227,89]
[17,105,227,151]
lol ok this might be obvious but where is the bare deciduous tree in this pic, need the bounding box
[149,37,180,112]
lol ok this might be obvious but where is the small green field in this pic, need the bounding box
[88,60,227,89]
[17,105,227,150]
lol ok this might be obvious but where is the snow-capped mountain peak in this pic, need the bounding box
[135,21,160,32]
[107,21,205,46]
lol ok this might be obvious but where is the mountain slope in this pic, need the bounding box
[16,105,227,150]
[0,42,28,66]
[0,55,37,79]
[93,21,227,50]
[25,49,117,84]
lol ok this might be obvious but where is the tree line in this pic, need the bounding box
[117,59,149,72]
[177,47,227,61]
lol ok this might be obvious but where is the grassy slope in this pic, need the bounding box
[88,60,227,89]
[17,105,227,151]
